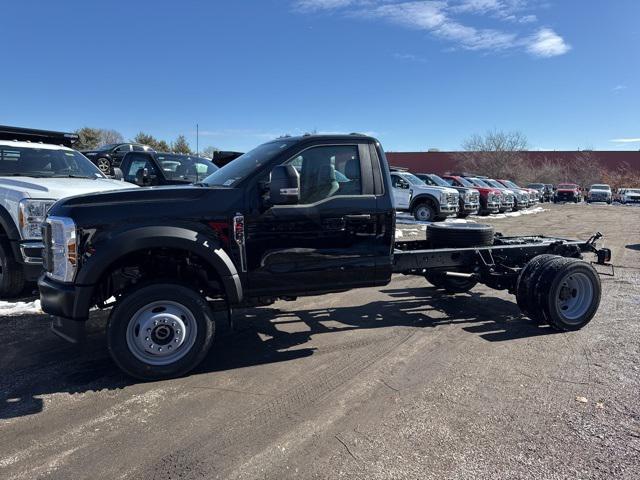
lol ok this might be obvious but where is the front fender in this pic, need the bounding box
[410,193,439,211]
[76,225,242,304]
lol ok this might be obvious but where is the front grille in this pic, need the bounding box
[446,193,457,204]
[470,193,479,202]
[42,223,53,272]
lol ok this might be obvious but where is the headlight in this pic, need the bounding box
[18,199,56,240]
[44,216,77,283]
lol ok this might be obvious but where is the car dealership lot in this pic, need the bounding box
[1,204,638,480]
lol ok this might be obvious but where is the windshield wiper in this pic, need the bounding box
[1,173,38,177]
[51,174,94,179]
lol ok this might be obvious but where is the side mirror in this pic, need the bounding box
[135,167,149,186]
[112,167,124,181]
[270,165,300,205]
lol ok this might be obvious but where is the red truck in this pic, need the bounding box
[442,174,502,216]
[554,183,582,203]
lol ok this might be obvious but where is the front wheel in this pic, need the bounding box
[0,241,25,298]
[412,202,437,222]
[95,157,113,175]
[107,283,216,380]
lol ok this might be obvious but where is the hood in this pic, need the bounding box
[0,176,136,200]
[48,185,243,228]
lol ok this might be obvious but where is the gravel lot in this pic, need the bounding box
[1,203,638,480]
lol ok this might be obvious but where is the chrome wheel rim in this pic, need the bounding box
[126,301,198,366]
[97,158,111,173]
[556,272,593,324]
[415,206,433,221]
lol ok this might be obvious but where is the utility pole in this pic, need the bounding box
[196,123,199,155]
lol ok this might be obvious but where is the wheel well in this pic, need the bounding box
[92,247,226,307]
[410,195,437,211]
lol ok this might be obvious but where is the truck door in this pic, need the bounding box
[390,173,411,209]
[245,143,381,295]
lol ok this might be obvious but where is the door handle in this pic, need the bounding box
[344,214,371,220]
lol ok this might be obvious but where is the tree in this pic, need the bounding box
[200,146,219,159]
[156,140,171,152]
[172,135,192,154]
[134,132,160,149]
[458,130,529,180]
[74,127,103,150]
[100,129,124,145]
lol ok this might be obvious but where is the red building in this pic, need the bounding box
[386,151,640,176]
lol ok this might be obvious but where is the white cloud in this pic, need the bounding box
[293,0,357,11]
[526,27,571,57]
[393,52,428,62]
[610,138,640,144]
[519,14,537,23]
[292,1,569,58]
[612,85,627,93]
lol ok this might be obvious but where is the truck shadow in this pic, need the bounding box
[1,287,554,420]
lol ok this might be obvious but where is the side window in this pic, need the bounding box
[391,174,408,189]
[124,154,156,182]
[115,145,131,154]
[285,145,361,204]
[132,145,145,152]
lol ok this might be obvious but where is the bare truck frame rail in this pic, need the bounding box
[392,232,611,331]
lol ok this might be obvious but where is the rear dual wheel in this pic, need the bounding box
[516,255,601,331]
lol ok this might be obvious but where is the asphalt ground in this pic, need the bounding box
[1,202,638,479]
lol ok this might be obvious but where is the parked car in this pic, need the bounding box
[554,183,582,203]
[587,184,612,204]
[442,174,501,216]
[620,188,640,204]
[0,125,135,298]
[497,179,531,210]
[389,169,459,221]
[116,151,218,186]
[39,133,609,380]
[467,177,514,213]
[414,173,479,218]
[82,143,155,175]
[527,183,552,202]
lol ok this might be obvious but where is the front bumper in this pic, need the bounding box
[499,200,514,211]
[438,203,459,216]
[38,274,94,343]
[460,200,479,214]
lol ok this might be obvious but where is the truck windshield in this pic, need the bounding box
[202,140,293,187]
[558,184,576,189]
[502,180,520,189]
[156,153,218,182]
[484,179,504,189]
[399,172,425,186]
[427,174,450,187]
[0,146,105,178]
[467,178,490,188]
[591,184,611,190]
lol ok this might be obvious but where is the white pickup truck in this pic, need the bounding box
[389,169,459,221]
[0,126,135,298]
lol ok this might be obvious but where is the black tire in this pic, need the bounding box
[412,202,437,222]
[427,223,494,249]
[515,254,559,323]
[457,212,470,219]
[107,283,216,381]
[535,259,601,331]
[425,270,477,293]
[0,240,25,298]
[95,157,112,175]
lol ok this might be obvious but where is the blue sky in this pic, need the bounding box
[2,0,638,152]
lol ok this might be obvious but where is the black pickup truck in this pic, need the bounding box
[39,134,611,380]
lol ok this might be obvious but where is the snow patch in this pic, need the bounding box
[0,299,42,316]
